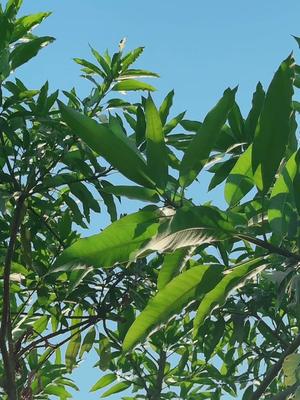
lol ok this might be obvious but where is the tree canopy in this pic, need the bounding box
[1,1,300,399]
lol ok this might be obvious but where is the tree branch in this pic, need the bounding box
[250,332,300,399]
[0,193,26,400]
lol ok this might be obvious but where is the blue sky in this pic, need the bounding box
[13,0,300,398]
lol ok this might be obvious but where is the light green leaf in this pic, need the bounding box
[102,185,160,203]
[123,265,223,351]
[225,145,254,206]
[159,90,174,126]
[179,88,236,188]
[145,94,168,188]
[119,68,159,79]
[58,102,154,188]
[193,258,266,337]
[10,36,55,70]
[283,353,300,386]
[44,385,72,398]
[54,208,160,269]
[11,12,52,42]
[90,373,116,392]
[252,55,294,192]
[157,248,190,290]
[112,80,156,92]
[268,150,299,237]
[101,382,131,398]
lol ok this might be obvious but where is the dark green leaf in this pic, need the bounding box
[90,373,116,392]
[103,185,160,203]
[179,88,236,188]
[159,90,174,126]
[157,248,190,290]
[112,80,156,92]
[252,55,294,192]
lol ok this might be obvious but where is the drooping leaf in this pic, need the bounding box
[193,258,267,337]
[79,327,96,358]
[157,248,190,290]
[102,185,160,203]
[179,88,236,188]
[112,80,156,92]
[225,145,254,206]
[58,102,154,188]
[252,55,294,192]
[145,94,168,188]
[10,36,55,70]
[268,150,299,237]
[65,332,81,371]
[54,208,160,269]
[123,264,223,351]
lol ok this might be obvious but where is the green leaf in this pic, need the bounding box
[112,80,156,92]
[58,102,154,188]
[157,248,190,290]
[10,36,55,70]
[121,47,144,71]
[193,258,266,337]
[90,373,116,392]
[119,68,159,79]
[73,57,104,77]
[123,265,223,351]
[145,94,168,188]
[69,182,100,213]
[179,88,236,188]
[208,158,237,191]
[225,145,254,206]
[252,55,294,192]
[11,12,52,42]
[54,208,160,269]
[101,381,131,398]
[244,82,265,142]
[44,385,72,398]
[79,327,96,358]
[268,150,299,237]
[163,111,186,135]
[159,90,174,126]
[65,332,81,371]
[136,205,234,257]
[90,45,111,77]
[102,185,160,203]
[283,353,300,386]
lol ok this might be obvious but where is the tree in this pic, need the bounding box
[1,1,300,399]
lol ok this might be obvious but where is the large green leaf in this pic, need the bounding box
[101,381,131,398]
[244,82,265,142]
[90,374,116,392]
[268,150,300,237]
[102,185,160,203]
[123,264,224,351]
[54,208,160,269]
[136,205,234,257]
[59,102,154,188]
[145,94,168,188]
[193,258,267,337]
[10,36,55,69]
[159,89,174,125]
[225,145,254,206]
[179,88,236,188]
[252,55,294,192]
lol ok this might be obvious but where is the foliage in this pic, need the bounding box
[1,1,300,399]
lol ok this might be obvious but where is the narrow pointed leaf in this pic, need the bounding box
[244,82,265,141]
[145,94,168,188]
[123,265,224,351]
[11,12,52,42]
[179,88,236,188]
[90,374,116,392]
[102,185,160,203]
[252,55,294,192]
[58,102,154,188]
[193,258,266,337]
[225,145,254,206]
[112,80,156,92]
[101,382,131,398]
[159,89,174,125]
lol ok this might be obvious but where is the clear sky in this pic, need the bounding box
[12,0,300,398]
